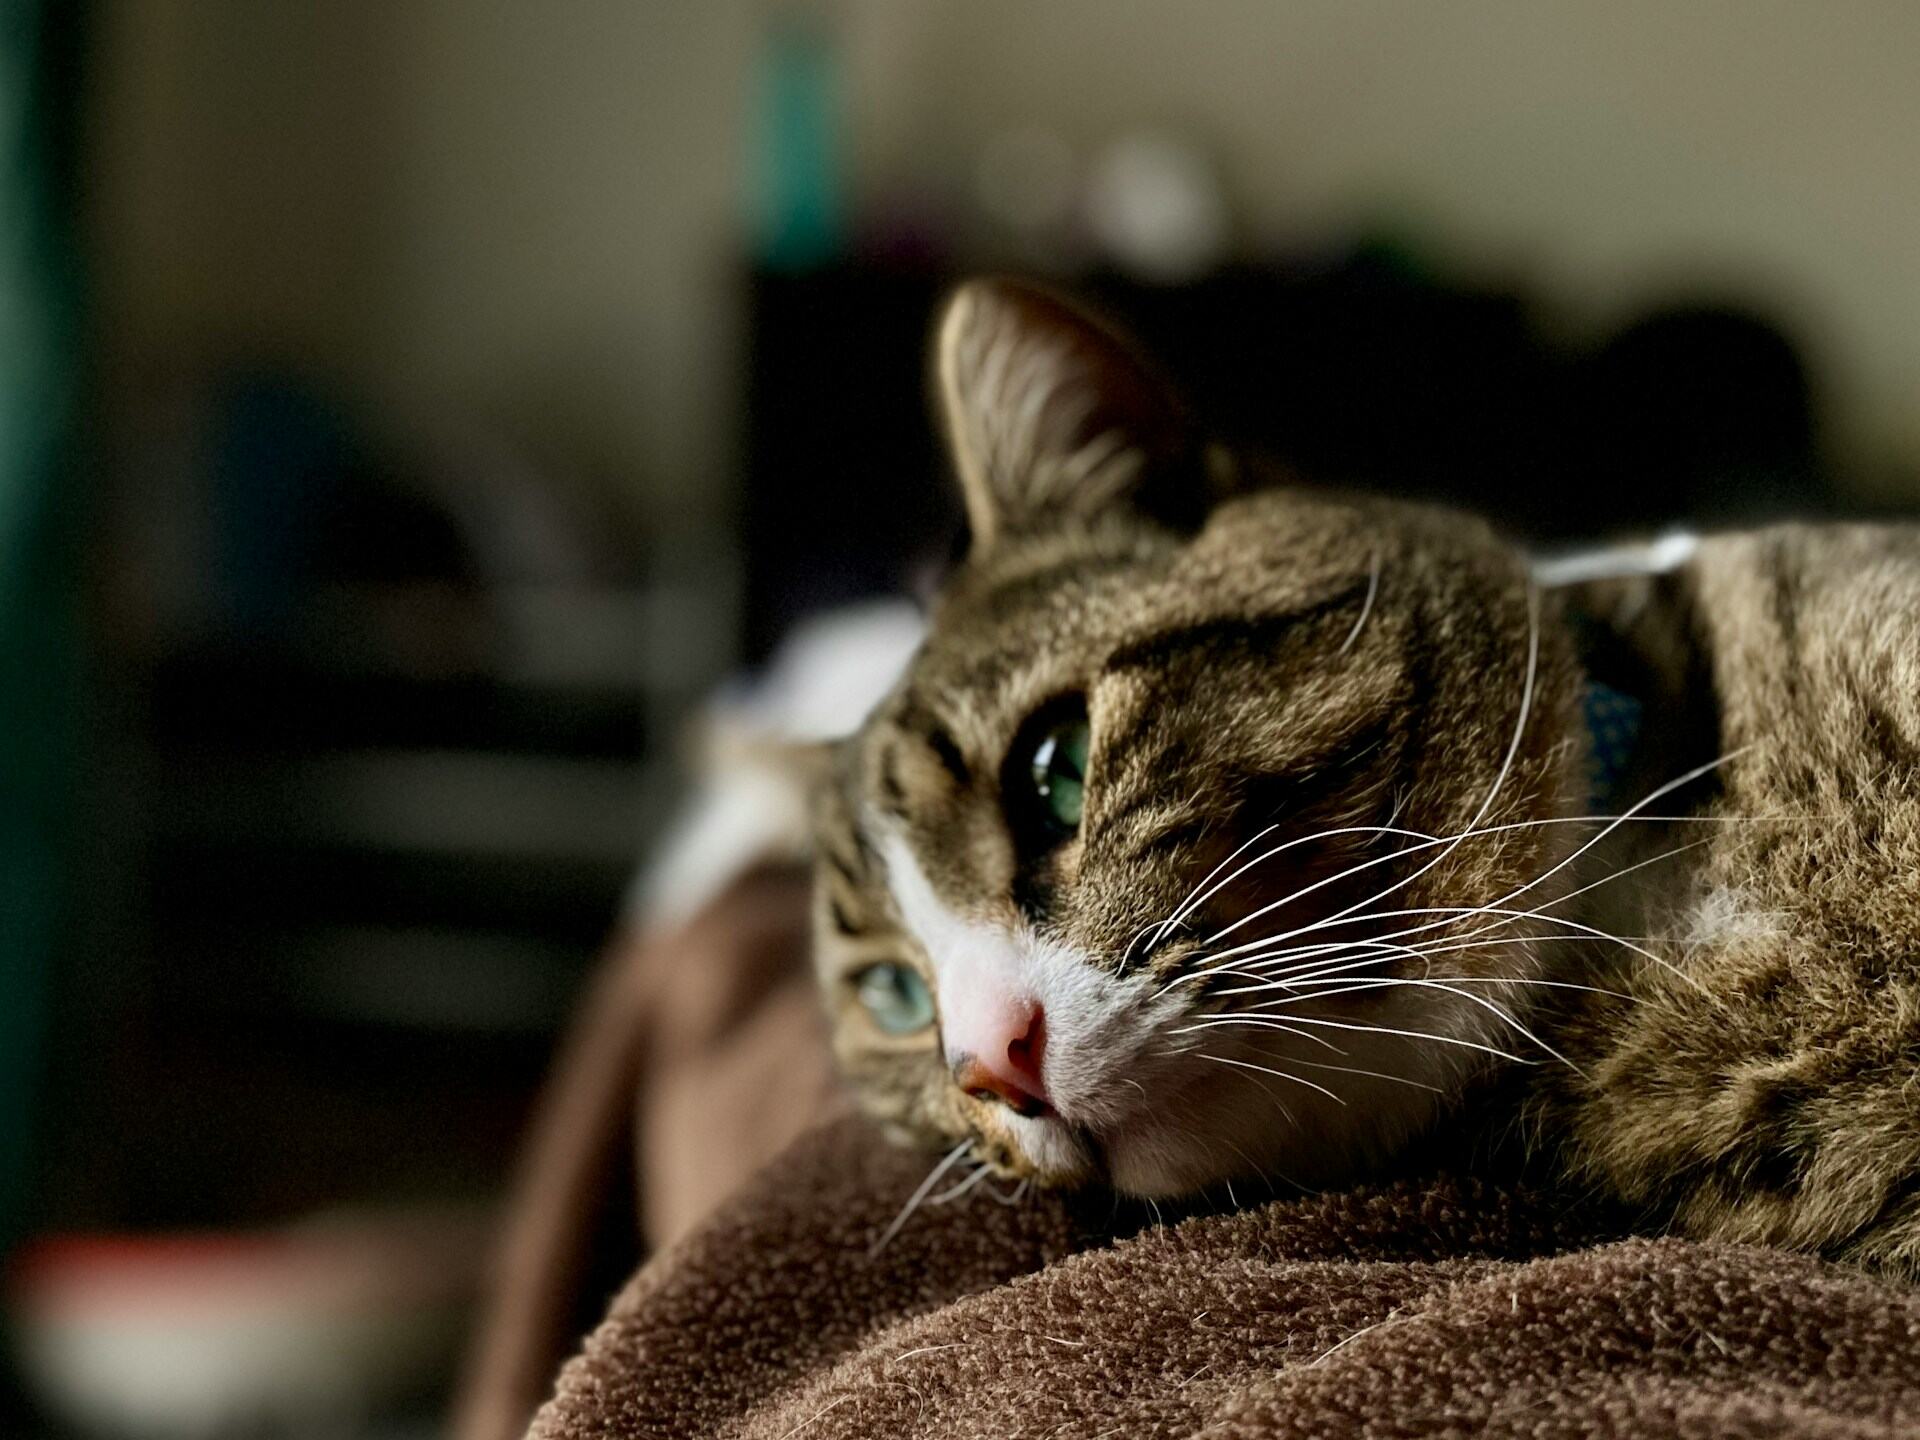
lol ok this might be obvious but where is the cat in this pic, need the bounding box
[811,276,1920,1273]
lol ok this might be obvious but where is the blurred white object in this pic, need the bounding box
[1085,131,1230,283]
[10,1208,484,1439]
[632,600,924,927]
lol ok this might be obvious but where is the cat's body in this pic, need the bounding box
[1546,524,1920,1272]
[811,277,1920,1273]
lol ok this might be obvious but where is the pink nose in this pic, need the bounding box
[948,1001,1051,1117]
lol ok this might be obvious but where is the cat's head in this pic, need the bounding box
[813,279,1587,1199]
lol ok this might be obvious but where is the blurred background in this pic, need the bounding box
[4,2,1918,1435]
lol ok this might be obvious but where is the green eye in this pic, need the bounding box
[1028,711,1091,831]
[852,962,935,1035]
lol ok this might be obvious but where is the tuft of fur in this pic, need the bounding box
[812,277,1920,1275]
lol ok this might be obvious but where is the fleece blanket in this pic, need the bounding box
[528,1114,1920,1439]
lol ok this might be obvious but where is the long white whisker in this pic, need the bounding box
[1257,972,1633,1004]
[1212,903,1668,984]
[1205,1052,1299,1126]
[1268,972,1584,1075]
[1338,836,1716,982]
[1338,551,1382,656]
[984,1176,1030,1207]
[1150,821,1439,965]
[928,1162,993,1206]
[1214,957,1566,1056]
[1159,811,1757,1001]
[1176,1012,1532,1065]
[870,1141,970,1257]
[1493,751,1743,911]
[1225,907,1670,993]
[1196,1052,1347,1104]
[1181,809,1710,985]
[1202,934,1547,999]
[1223,589,1538,968]
[1202,819,1723,987]
[1468,585,1541,835]
[1238,936,1639,997]
[1196,608,1698,997]
[1455,757,1746,991]
[1210,1016,1349,1053]
[1142,822,1283,955]
[1280,1054,1445,1092]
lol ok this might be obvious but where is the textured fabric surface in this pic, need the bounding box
[530,1116,1920,1440]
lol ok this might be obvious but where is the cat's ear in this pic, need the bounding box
[933,277,1209,550]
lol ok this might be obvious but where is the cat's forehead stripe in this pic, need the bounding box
[1101,579,1376,675]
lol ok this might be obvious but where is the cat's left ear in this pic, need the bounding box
[933,277,1214,550]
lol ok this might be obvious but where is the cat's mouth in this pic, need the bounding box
[985,1106,1211,1198]
[981,1109,1102,1187]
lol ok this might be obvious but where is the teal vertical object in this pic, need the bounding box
[0,0,79,1250]
[752,13,844,272]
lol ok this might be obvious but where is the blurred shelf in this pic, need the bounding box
[164,923,592,1036]
[156,748,668,866]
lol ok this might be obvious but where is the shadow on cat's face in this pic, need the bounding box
[813,280,1586,1200]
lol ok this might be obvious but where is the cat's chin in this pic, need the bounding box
[1096,1109,1373,1201]
[1096,1120,1245,1200]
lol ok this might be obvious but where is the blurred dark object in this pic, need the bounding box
[740,255,1830,656]
[23,362,727,1438]
[1,0,82,1272]
[53,372,725,1233]
[741,269,951,660]
[452,865,831,1440]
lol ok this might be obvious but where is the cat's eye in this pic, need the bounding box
[1027,710,1091,832]
[852,962,935,1035]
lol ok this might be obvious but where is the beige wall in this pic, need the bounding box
[89,2,1920,523]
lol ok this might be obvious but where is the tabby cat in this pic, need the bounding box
[812,277,1920,1272]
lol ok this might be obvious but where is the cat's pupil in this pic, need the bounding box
[853,962,935,1035]
[1029,715,1090,831]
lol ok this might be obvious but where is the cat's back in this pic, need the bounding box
[1689,522,1920,895]
[1561,519,1920,1270]
[1693,521,1920,774]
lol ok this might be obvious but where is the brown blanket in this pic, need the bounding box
[529,1115,1920,1439]
[460,867,1920,1439]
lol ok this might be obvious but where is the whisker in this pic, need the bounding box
[1338,551,1382,656]
[985,1177,1031,1207]
[928,1162,993,1206]
[1467,587,1541,838]
[1203,1052,1299,1127]
[1173,813,1723,992]
[1186,1014,1359,1053]
[1188,625,1729,996]
[1196,1052,1347,1104]
[1218,900,1680,984]
[1259,972,1634,1004]
[870,1141,970,1257]
[1199,1014,1349,1053]
[1220,590,1539,974]
[1144,820,1440,976]
[1176,1013,1532,1065]
[1469,752,1750,990]
[1219,920,1657,995]
[1281,1054,1446,1093]
[1155,805,1758,1003]
[1245,832,1716,985]
[1139,822,1282,957]
[1260,972,1584,1075]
